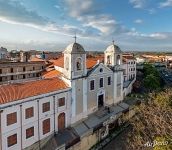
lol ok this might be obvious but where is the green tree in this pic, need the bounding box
[126,89,172,150]
[144,74,160,91]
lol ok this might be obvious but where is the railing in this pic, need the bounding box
[0,77,42,85]
[0,70,42,76]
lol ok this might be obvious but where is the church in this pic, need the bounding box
[54,42,125,124]
[0,41,136,150]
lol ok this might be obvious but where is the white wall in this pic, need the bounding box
[0,90,71,150]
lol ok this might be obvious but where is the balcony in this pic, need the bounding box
[0,77,42,85]
[0,69,42,77]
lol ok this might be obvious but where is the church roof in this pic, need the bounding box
[105,44,122,54]
[42,69,62,78]
[63,43,85,54]
[0,77,69,105]
[52,55,104,69]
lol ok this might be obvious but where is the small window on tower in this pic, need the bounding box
[116,55,121,65]
[107,55,111,64]
[76,58,82,71]
[65,57,69,70]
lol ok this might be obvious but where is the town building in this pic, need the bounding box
[0,61,45,84]
[0,47,8,59]
[0,42,136,150]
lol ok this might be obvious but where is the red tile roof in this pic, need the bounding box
[52,55,104,69]
[123,55,135,60]
[42,69,62,78]
[86,56,104,69]
[0,78,69,105]
[30,57,45,62]
[49,57,64,68]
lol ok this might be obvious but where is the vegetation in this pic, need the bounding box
[143,64,161,91]
[126,88,172,150]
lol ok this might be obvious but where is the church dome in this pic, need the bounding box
[105,44,122,54]
[63,42,85,54]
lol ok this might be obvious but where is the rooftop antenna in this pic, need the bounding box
[73,32,77,43]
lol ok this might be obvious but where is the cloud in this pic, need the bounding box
[148,8,156,14]
[64,0,131,36]
[0,0,49,27]
[0,0,95,38]
[149,33,168,39]
[129,0,146,8]
[159,0,172,8]
[134,19,143,24]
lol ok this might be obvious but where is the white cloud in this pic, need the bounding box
[134,19,143,24]
[64,0,130,36]
[159,0,172,8]
[129,0,146,8]
[0,0,49,26]
[148,8,156,14]
[149,33,168,39]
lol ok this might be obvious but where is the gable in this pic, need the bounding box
[87,63,113,77]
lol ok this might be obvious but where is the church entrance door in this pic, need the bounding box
[98,94,104,108]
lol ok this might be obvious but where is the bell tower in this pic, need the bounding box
[104,41,122,66]
[63,41,86,79]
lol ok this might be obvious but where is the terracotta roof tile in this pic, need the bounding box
[30,57,45,62]
[50,56,64,68]
[53,55,104,69]
[42,70,62,78]
[123,55,135,60]
[86,56,104,69]
[0,78,69,105]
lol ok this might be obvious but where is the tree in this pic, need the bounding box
[126,89,172,150]
[144,74,160,91]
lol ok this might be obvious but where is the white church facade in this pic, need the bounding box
[0,42,136,150]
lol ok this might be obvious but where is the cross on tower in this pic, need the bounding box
[112,38,115,45]
[73,33,77,43]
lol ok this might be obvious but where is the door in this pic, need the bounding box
[58,113,65,131]
[98,94,104,108]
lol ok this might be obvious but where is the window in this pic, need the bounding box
[42,102,50,113]
[99,78,104,88]
[107,55,111,64]
[108,77,111,85]
[25,107,34,119]
[99,68,103,72]
[65,57,69,70]
[23,67,25,72]
[0,69,2,74]
[7,134,17,147]
[26,127,34,139]
[116,55,121,65]
[76,58,82,71]
[90,80,95,90]
[43,118,50,135]
[58,97,65,107]
[7,112,17,126]
[11,68,13,73]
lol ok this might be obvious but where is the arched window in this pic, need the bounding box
[107,55,111,64]
[65,57,69,70]
[76,57,82,71]
[116,55,121,65]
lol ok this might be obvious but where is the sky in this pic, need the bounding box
[0,0,172,52]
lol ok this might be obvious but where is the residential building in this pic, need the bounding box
[0,47,8,59]
[0,61,45,84]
